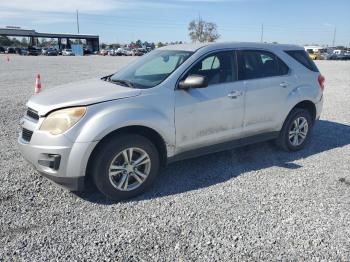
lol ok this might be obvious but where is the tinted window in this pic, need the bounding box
[285,50,319,72]
[187,51,237,85]
[238,50,289,80]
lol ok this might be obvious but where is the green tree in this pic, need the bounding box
[21,37,28,47]
[157,42,165,48]
[135,39,142,47]
[0,36,12,46]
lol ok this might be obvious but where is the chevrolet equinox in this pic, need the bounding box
[19,42,324,200]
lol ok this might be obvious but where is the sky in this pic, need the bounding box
[0,0,349,46]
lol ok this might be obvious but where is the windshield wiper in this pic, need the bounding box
[110,79,134,88]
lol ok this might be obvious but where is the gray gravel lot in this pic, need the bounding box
[0,55,349,261]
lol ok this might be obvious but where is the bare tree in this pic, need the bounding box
[188,17,220,43]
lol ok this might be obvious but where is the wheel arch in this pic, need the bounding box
[290,100,316,122]
[85,125,168,188]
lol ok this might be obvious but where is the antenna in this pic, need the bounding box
[76,10,80,35]
[260,23,264,43]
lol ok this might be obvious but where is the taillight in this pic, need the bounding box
[318,74,325,91]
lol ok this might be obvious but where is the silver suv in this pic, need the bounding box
[19,42,324,200]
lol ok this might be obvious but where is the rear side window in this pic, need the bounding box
[238,50,289,80]
[285,50,319,72]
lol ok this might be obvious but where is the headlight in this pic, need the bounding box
[40,107,86,135]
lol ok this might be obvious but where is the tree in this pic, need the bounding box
[188,17,220,43]
[21,38,28,47]
[0,36,12,46]
[11,37,21,46]
[135,39,142,48]
[157,42,165,48]
[111,43,121,49]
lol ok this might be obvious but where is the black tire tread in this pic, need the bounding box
[276,108,312,152]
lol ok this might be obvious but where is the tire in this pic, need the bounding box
[276,108,313,151]
[92,134,160,201]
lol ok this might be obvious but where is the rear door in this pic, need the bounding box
[237,49,293,136]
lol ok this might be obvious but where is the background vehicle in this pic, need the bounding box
[124,48,133,56]
[116,47,133,56]
[335,53,350,60]
[41,48,48,55]
[115,48,125,56]
[46,48,58,56]
[132,48,146,56]
[304,46,326,60]
[107,49,116,56]
[19,43,324,201]
[319,52,332,60]
[100,49,108,56]
[306,49,318,60]
[19,48,29,55]
[27,47,40,56]
[62,49,74,56]
[14,47,22,54]
[5,47,16,54]
[0,46,5,53]
[84,48,93,55]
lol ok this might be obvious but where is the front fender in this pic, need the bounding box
[64,99,175,151]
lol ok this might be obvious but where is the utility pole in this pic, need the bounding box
[76,10,80,34]
[332,27,336,47]
[260,23,264,43]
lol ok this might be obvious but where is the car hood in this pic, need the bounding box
[27,78,141,116]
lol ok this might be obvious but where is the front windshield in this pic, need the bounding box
[110,50,193,89]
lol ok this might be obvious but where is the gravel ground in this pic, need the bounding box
[0,55,349,261]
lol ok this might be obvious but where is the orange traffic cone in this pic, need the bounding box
[34,74,42,94]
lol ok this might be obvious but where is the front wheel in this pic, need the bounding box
[276,108,313,151]
[92,134,160,200]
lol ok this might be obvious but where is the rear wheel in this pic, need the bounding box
[92,134,160,200]
[276,108,313,151]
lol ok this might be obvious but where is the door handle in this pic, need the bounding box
[280,82,289,88]
[227,91,243,99]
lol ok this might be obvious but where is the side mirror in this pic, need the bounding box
[178,75,208,90]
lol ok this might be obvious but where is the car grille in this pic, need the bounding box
[26,108,39,120]
[22,128,33,142]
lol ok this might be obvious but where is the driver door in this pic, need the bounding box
[174,50,245,153]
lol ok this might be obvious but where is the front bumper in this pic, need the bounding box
[39,171,85,191]
[18,124,98,191]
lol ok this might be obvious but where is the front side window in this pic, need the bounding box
[111,50,193,89]
[186,51,237,86]
[238,50,289,80]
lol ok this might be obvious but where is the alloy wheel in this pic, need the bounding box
[288,116,309,146]
[108,147,151,191]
